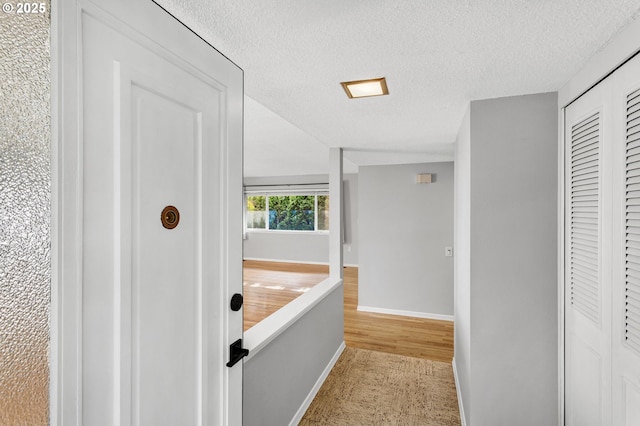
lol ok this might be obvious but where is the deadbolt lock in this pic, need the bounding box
[230,293,243,311]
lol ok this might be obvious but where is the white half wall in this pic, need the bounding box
[358,162,454,317]
[242,283,344,426]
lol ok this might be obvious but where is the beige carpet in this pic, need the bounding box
[299,347,461,426]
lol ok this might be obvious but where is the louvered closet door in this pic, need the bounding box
[612,53,640,426]
[565,79,613,426]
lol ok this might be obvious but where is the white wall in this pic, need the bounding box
[358,162,454,317]
[243,174,358,266]
[244,231,329,264]
[454,92,558,426]
[454,107,471,423]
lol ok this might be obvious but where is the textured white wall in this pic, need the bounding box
[0,4,51,424]
[358,162,454,316]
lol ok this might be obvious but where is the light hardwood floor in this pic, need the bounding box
[343,266,454,362]
[243,260,454,362]
[242,260,328,330]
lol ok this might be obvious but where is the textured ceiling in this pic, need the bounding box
[155,0,640,176]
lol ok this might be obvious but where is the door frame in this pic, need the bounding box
[50,0,244,424]
[558,17,640,426]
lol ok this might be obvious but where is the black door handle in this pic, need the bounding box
[226,339,249,367]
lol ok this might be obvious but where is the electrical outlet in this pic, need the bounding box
[445,247,453,257]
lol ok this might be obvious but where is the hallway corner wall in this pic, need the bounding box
[455,92,558,426]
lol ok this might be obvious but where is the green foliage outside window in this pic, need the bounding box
[268,195,314,231]
[245,193,329,231]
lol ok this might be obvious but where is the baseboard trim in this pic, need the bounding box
[357,305,454,322]
[289,341,346,426]
[243,257,358,268]
[452,357,467,426]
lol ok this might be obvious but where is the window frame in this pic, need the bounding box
[244,190,330,234]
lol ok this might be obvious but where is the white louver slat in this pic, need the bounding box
[570,111,600,324]
[626,87,640,355]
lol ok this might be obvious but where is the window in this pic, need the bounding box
[317,194,329,231]
[246,195,267,229]
[245,193,329,232]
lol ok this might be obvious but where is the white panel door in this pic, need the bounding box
[612,53,640,426]
[565,78,613,426]
[56,0,243,425]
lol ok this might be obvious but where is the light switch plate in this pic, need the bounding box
[445,247,453,257]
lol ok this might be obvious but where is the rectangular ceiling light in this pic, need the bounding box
[341,77,389,99]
